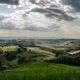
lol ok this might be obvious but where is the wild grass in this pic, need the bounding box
[0,61,80,80]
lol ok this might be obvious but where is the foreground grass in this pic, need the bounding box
[0,62,80,80]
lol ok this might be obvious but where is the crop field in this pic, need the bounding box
[0,45,19,52]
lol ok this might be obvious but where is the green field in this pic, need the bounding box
[0,39,80,80]
[0,61,80,80]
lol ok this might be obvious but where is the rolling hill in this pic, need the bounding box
[0,61,80,80]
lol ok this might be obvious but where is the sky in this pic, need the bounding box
[0,0,80,38]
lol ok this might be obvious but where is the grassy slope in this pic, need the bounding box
[68,50,80,55]
[0,62,80,80]
[27,47,55,60]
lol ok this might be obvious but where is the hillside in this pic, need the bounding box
[0,39,80,80]
[0,61,80,80]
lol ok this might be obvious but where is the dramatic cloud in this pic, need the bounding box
[0,0,19,5]
[29,0,52,6]
[32,7,75,21]
[0,0,79,38]
[61,0,80,12]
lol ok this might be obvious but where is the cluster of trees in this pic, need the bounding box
[0,46,27,61]
[2,48,22,60]
[46,55,80,66]
[65,46,80,52]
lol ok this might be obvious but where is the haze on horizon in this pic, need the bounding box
[0,0,80,38]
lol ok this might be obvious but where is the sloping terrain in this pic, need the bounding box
[0,62,80,80]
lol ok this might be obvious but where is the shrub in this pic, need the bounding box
[18,56,31,64]
[0,64,11,71]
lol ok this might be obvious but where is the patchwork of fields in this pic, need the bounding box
[0,39,80,80]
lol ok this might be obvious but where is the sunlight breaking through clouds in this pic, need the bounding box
[0,0,79,38]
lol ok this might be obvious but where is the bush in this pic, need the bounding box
[52,49,67,57]
[0,64,11,71]
[18,56,31,64]
[4,52,16,60]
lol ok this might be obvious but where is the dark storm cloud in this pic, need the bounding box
[0,0,19,5]
[61,0,80,12]
[32,7,74,21]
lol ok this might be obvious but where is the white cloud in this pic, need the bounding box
[0,0,79,38]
